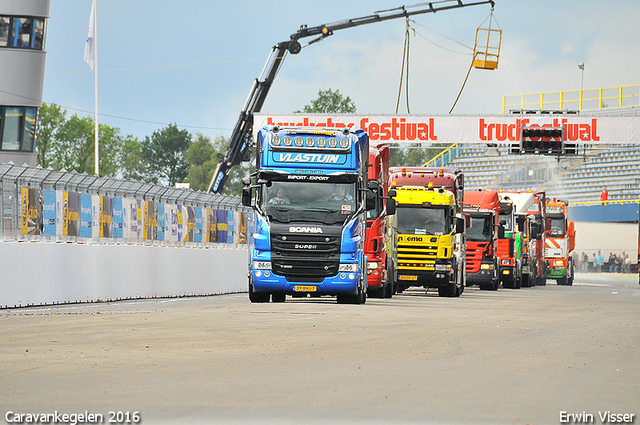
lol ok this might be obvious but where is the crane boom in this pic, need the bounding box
[208,0,495,193]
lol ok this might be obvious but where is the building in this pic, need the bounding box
[0,0,50,167]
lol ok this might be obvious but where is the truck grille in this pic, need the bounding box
[466,242,488,273]
[397,243,438,269]
[270,224,342,278]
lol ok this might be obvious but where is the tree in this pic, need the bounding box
[36,103,66,169]
[49,114,94,173]
[185,133,217,191]
[184,134,252,195]
[37,103,132,177]
[119,134,146,181]
[298,89,356,113]
[141,123,191,186]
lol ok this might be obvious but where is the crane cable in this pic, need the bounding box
[396,17,415,114]
[449,6,498,114]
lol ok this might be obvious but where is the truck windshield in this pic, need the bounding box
[466,213,493,242]
[260,181,356,225]
[547,215,565,237]
[397,206,450,235]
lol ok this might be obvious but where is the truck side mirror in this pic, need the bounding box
[516,215,526,232]
[529,222,540,239]
[386,198,396,216]
[497,224,505,239]
[388,188,397,198]
[455,217,465,234]
[242,186,252,207]
[366,189,377,211]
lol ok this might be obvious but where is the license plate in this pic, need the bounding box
[294,285,317,292]
[399,275,418,281]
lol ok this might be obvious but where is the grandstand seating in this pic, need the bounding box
[438,144,640,204]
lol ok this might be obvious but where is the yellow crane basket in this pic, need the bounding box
[473,13,501,70]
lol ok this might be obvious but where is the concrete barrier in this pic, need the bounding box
[0,242,248,308]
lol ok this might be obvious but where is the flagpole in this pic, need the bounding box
[93,0,99,176]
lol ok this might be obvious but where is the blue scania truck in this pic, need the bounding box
[242,126,370,304]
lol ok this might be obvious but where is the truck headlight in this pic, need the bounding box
[367,262,381,270]
[435,264,450,271]
[252,261,271,270]
[339,263,358,272]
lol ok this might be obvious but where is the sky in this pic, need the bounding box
[42,0,640,142]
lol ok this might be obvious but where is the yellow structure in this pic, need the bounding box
[502,85,640,114]
[473,26,501,70]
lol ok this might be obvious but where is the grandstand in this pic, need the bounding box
[437,143,640,204]
[427,87,640,204]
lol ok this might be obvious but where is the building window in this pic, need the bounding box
[0,106,38,152]
[0,16,46,50]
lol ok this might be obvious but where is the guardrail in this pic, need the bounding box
[502,84,640,114]
[0,162,250,247]
[422,143,464,168]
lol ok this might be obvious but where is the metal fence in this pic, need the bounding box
[0,162,251,247]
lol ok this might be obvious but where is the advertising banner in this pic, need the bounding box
[91,195,100,239]
[42,190,56,237]
[195,208,203,243]
[20,187,43,236]
[144,201,157,241]
[227,211,235,244]
[216,210,228,243]
[63,192,80,237]
[207,208,217,243]
[166,204,179,243]
[157,203,165,241]
[254,114,640,145]
[112,197,123,239]
[238,212,247,244]
[100,196,113,239]
[183,206,195,242]
[80,194,93,238]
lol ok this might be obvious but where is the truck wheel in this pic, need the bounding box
[384,258,395,298]
[438,284,456,297]
[271,293,286,303]
[502,275,514,289]
[249,282,270,303]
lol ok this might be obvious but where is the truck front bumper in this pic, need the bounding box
[250,269,362,296]
[547,267,568,279]
[397,268,452,288]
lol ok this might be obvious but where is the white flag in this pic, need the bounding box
[84,0,96,69]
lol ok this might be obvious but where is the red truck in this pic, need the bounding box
[463,190,501,290]
[365,143,394,298]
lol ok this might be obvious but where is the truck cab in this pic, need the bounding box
[463,190,501,290]
[244,126,370,304]
[496,193,523,289]
[365,143,395,298]
[388,167,466,297]
[544,197,576,285]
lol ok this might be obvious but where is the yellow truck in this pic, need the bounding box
[388,167,466,297]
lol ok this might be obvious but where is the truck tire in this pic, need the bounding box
[249,281,270,303]
[384,258,395,298]
[271,293,286,302]
[438,262,462,297]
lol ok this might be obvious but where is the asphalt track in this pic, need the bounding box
[1,273,638,425]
